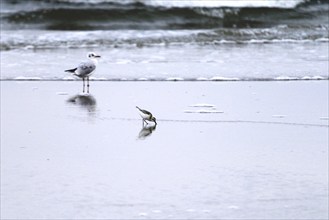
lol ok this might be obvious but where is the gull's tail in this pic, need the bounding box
[65,68,77,73]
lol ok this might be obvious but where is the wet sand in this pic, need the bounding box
[1,80,328,219]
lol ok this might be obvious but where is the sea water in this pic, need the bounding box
[0,0,328,81]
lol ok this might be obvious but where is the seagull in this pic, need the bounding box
[65,52,101,93]
[136,106,157,125]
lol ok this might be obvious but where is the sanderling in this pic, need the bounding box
[136,106,157,125]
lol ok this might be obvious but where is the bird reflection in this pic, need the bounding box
[138,123,157,139]
[67,93,97,112]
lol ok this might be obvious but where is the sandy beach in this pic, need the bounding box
[1,0,328,218]
[1,80,328,219]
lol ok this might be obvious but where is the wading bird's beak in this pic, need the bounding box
[95,55,101,58]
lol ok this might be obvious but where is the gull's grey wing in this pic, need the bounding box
[75,61,96,77]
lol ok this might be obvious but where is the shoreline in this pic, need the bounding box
[1,77,328,82]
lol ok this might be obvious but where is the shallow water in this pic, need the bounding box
[1,81,328,219]
[1,42,328,81]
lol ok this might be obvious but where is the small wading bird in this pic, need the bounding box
[136,106,157,125]
[65,52,101,93]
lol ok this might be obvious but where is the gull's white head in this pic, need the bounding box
[87,52,101,59]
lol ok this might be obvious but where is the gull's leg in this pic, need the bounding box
[82,78,85,93]
[87,77,90,93]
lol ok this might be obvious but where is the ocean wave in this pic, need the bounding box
[0,0,311,11]
[1,0,328,30]
[16,0,321,9]
[1,0,328,51]
[1,28,328,51]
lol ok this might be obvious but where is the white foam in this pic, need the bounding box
[62,76,75,81]
[89,76,107,81]
[249,39,269,44]
[275,76,298,81]
[115,59,132,64]
[60,0,304,8]
[272,39,300,43]
[24,45,35,50]
[138,0,304,8]
[315,38,329,42]
[166,77,184,81]
[211,76,239,81]
[200,109,224,114]
[301,76,312,80]
[190,103,216,108]
[14,76,42,80]
[196,77,208,81]
[138,78,148,81]
[312,76,324,80]
[184,109,224,114]
[215,39,236,44]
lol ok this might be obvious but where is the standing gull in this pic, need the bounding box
[65,52,101,93]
